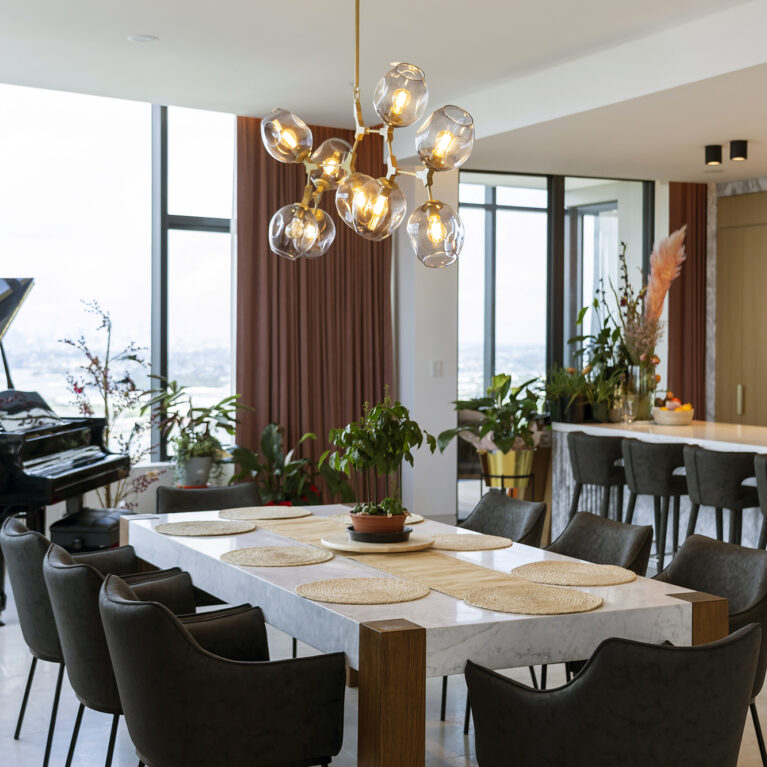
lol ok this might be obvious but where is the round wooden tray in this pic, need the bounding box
[320,530,434,554]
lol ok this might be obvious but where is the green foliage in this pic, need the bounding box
[544,365,588,406]
[353,497,404,516]
[320,394,436,515]
[231,424,355,505]
[437,374,540,454]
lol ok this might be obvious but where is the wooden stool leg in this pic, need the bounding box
[716,508,724,541]
[569,483,582,521]
[625,492,638,524]
[686,503,700,538]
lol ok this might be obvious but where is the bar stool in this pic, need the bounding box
[567,432,626,521]
[622,439,689,571]
[684,445,759,545]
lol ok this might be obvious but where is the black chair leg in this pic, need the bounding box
[672,495,681,552]
[14,655,37,739]
[653,496,661,563]
[65,703,84,767]
[138,762,144,767]
[615,484,624,522]
[463,695,471,735]
[752,702,767,766]
[292,637,297,658]
[105,714,119,767]
[565,665,572,683]
[625,492,638,524]
[540,664,548,689]
[686,503,700,538]
[760,515,767,550]
[657,496,669,572]
[715,508,724,541]
[440,676,447,721]
[527,666,538,689]
[569,483,582,521]
[599,486,610,518]
[43,663,65,767]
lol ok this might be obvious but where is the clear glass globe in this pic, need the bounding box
[335,172,375,231]
[415,105,474,171]
[303,209,336,258]
[261,108,313,164]
[351,178,407,241]
[309,138,351,190]
[269,203,320,260]
[373,63,429,128]
[407,200,464,267]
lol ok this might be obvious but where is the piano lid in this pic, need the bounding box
[0,390,62,432]
[0,278,34,342]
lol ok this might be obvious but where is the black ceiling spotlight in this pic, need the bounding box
[731,139,748,161]
[705,145,723,166]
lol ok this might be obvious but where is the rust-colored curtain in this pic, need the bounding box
[235,117,393,471]
[668,182,707,413]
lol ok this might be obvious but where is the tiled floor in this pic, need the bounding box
[1,582,766,766]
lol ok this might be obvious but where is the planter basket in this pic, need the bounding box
[479,448,534,490]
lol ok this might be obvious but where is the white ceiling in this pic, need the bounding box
[0,0,749,126]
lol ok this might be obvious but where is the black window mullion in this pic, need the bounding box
[483,186,496,390]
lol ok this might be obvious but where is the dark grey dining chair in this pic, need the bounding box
[655,534,767,765]
[441,491,547,725]
[567,431,626,521]
[156,483,261,514]
[99,574,345,767]
[465,624,761,767]
[684,445,759,544]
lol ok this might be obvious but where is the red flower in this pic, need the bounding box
[73,384,84,394]
[309,485,319,494]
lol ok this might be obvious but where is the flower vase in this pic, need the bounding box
[628,364,656,421]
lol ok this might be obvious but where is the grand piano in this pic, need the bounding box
[0,279,130,619]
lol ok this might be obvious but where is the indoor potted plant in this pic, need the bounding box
[143,379,248,486]
[437,373,541,489]
[320,394,436,533]
[544,366,588,424]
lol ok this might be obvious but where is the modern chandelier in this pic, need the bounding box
[260,0,475,267]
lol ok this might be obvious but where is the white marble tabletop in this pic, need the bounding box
[553,419,767,453]
[126,504,694,676]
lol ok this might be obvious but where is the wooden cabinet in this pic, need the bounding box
[716,192,767,425]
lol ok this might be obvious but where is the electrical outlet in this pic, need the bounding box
[430,360,443,377]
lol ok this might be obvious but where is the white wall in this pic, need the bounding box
[393,171,459,521]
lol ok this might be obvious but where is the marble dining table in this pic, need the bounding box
[120,504,728,767]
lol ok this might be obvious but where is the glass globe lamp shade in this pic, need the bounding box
[335,172,375,231]
[407,200,464,267]
[269,203,320,260]
[309,138,351,190]
[303,209,336,258]
[351,178,407,241]
[261,108,313,164]
[373,63,429,128]
[415,105,474,171]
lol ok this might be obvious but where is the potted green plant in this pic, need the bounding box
[587,368,623,423]
[143,379,247,486]
[320,394,436,533]
[231,423,354,505]
[544,366,588,423]
[437,374,540,489]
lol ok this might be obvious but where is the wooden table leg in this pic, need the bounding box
[358,618,426,767]
[669,591,729,645]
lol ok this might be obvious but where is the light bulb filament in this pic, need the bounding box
[391,88,411,116]
[432,130,454,160]
[427,213,446,246]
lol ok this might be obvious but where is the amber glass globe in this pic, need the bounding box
[351,178,407,241]
[261,108,313,164]
[309,138,351,190]
[269,203,320,260]
[407,200,464,267]
[415,105,474,171]
[373,63,429,128]
[303,209,336,258]
[335,172,374,231]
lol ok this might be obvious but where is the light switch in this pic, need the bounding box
[430,360,443,377]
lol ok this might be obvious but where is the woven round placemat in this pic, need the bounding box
[511,561,637,586]
[155,520,256,537]
[221,546,333,567]
[219,507,313,521]
[465,582,603,615]
[431,533,512,551]
[296,577,430,605]
[330,512,424,525]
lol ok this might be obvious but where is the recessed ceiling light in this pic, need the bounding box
[127,34,159,43]
[705,144,722,166]
[730,139,748,161]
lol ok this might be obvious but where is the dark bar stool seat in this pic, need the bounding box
[684,445,759,545]
[567,432,626,522]
[622,438,689,571]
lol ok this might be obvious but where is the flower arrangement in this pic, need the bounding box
[60,300,161,509]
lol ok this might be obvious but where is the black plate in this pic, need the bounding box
[347,526,413,544]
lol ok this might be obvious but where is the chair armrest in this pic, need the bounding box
[131,571,196,615]
[72,545,137,576]
[122,567,183,585]
[182,605,269,661]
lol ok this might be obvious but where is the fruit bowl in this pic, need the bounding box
[652,406,694,426]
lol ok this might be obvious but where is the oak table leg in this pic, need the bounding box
[358,618,426,767]
[669,591,729,645]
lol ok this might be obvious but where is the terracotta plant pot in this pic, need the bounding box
[350,512,406,534]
